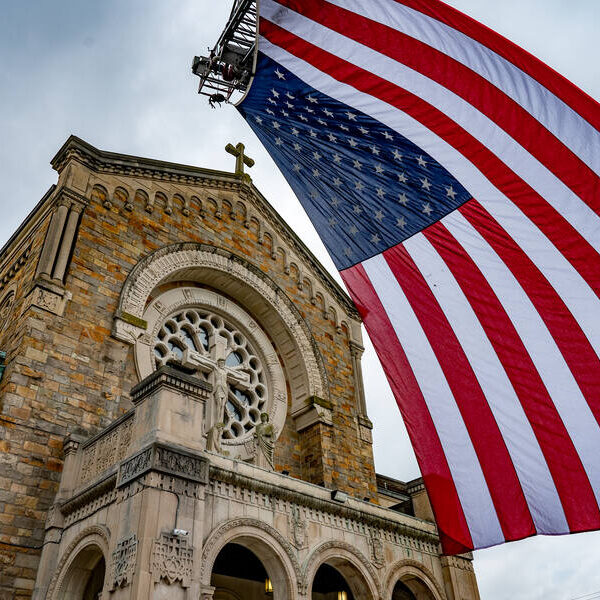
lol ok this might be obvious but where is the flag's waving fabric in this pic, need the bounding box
[237,0,600,554]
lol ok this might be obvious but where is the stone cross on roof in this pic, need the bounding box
[225,142,255,180]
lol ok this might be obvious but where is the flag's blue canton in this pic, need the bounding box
[238,53,471,270]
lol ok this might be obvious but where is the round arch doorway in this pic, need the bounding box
[56,546,106,600]
[312,563,353,600]
[211,542,275,599]
[392,581,418,600]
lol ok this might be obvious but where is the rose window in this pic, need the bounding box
[153,308,267,440]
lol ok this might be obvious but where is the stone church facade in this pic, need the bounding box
[0,136,480,600]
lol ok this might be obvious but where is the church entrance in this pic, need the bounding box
[392,580,418,600]
[55,545,105,600]
[210,542,275,600]
[311,563,354,600]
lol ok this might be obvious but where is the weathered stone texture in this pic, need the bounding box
[0,138,377,597]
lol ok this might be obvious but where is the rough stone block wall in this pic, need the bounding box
[0,144,378,597]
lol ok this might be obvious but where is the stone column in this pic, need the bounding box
[52,202,83,282]
[441,554,481,600]
[349,340,367,415]
[36,202,69,278]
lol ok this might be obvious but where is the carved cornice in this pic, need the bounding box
[60,472,118,516]
[129,365,212,404]
[51,135,240,187]
[208,466,439,545]
[0,244,31,292]
[118,443,209,487]
[51,135,358,319]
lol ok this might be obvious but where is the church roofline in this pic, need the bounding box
[50,135,359,320]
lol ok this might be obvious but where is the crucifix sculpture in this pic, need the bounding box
[225,142,255,180]
[180,335,250,433]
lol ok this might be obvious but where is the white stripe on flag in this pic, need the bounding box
[443,210,600,507]
[259,37,600,363]
[260,0,600,254]
[403,233,569,534]
[362,253,505,548]
[327,0,600,175]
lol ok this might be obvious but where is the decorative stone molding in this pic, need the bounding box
[23,279,72,316]
[110,533,138,591]
[129,364,212,404]
[150,533,194,587]
[441,554,475,571]
[383,559,445,600]
[114,243,328,401]
[60,473,118,521]
[368,529,385,569]
[0,244,31,291]
[79,412,134,486]
[200,517,302,592]
[46,525,110,600]
[118,443,209,487]
[208,465,440,546]
[288,505,307,550]
[301,540,381,598]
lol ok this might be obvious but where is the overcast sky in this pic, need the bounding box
[2,2,599,598]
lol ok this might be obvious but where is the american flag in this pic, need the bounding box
[237,0,600,554]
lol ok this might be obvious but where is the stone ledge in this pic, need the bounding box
[206,453,439,544]
[129,365,212,404]
[118,442,209,487]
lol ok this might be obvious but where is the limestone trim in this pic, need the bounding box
[208,465,440,545]
[383,559,445,600]
[114,243,329,407]
[51,136,358,319]
[200,517,301,600]
[301,540,381,599]
[46,525,110,600]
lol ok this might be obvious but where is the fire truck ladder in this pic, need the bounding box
[192,0,258,106]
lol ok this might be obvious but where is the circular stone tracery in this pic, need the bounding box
[135,286,287,459]
[154,307,267,440]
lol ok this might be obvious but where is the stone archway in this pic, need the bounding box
[113,243,330,417]
[200,518,301,600]
[47,526,110,600]
[383,560,444,600]
[303,541,380,600]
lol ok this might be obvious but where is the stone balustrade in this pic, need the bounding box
[77,411,135,486]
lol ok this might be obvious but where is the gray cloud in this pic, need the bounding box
[1,2,599,598]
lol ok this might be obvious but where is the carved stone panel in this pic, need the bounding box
[118,444,209,487]
[288,505,307,550]
[110,534,138,590]
[150,533,193,588]
[369,529,385,569]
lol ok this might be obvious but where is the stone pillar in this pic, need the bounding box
[52,202,83,282]
[129,366,212,453]
[31,435,84,600]
[349,340,367,415]
[441,554,481,600]
[36,202,69,278]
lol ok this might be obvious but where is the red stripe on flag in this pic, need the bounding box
[383,243,536,541]
[423,220,600,533]
[392,0,600,135]
[259,18,600,297]
[341,263,474,554]
[461,201,600,430]
[272,0,600,213]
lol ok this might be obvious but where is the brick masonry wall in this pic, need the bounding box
[0,151,378,597]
